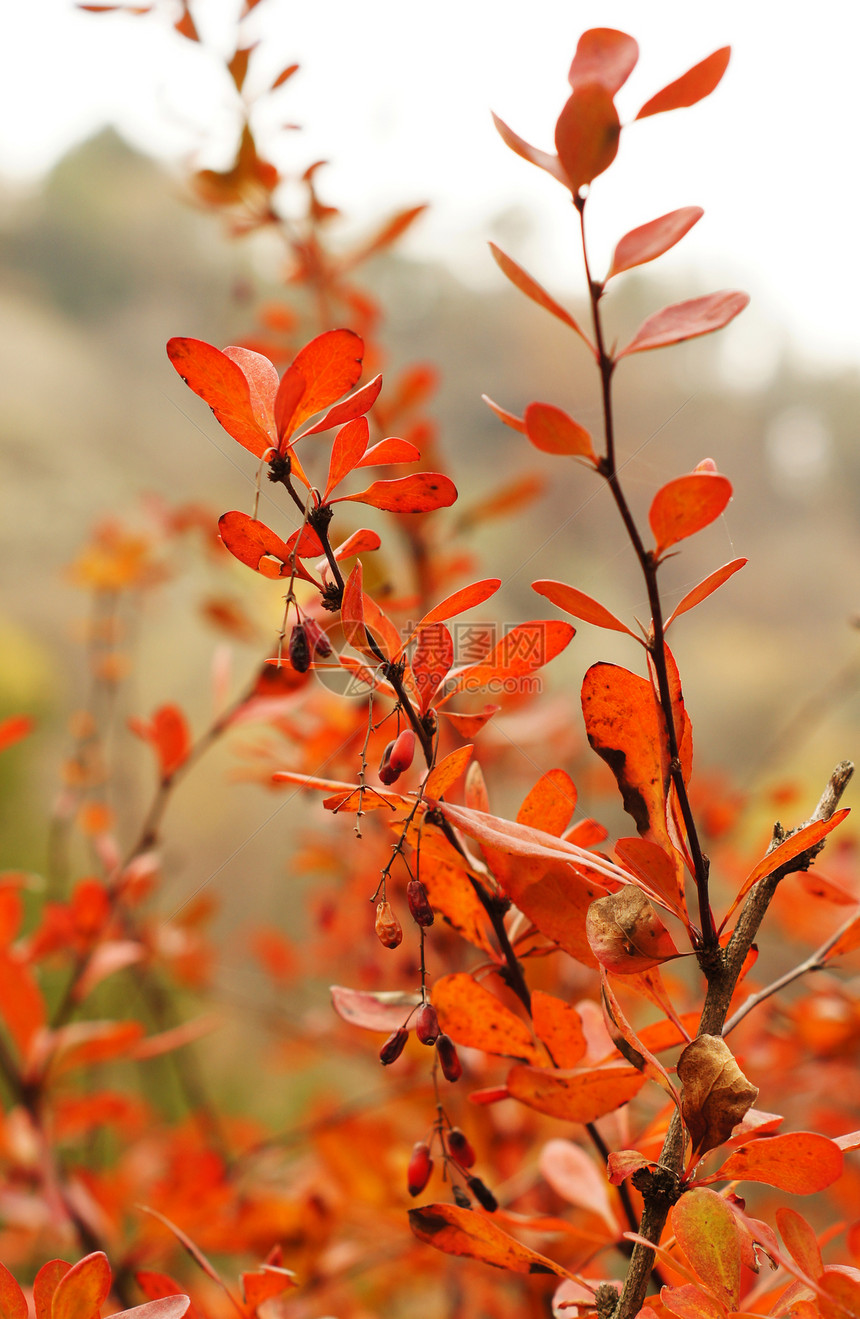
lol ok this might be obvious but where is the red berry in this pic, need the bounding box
[415,1003,440,1045]
[374,900,402,949]
[379,1028,409,1065]
[436,1033,462,1082]
[378,740,399,784]
[388,728,416,774]
[407,878,434,927]
[407,1141,434,1197]
[446,1127,476,1168]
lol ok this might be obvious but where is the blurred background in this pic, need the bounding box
[2,0,860,1018]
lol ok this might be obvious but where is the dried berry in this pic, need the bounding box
[374,899,403,949]
[288,622,311,673]
[446,1126,476,1168]
[407,1140,434,1197]
[452,1183,472,1209]
[379,1027,408,1066]
[467,1175,498,1212]
[436,1032,462,1082]
[388,727,416,774]
[407,878,434,927]
[303,616,333,658]
[415,1003,440,1045]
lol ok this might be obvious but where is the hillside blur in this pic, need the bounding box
[2,129,860,900]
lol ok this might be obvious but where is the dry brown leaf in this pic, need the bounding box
[677,1035,758,1158]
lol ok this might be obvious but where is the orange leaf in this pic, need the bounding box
[323,417,369,499]
[330,985,420,1032]
[517,769,577,837]
[414,579,501,631]
[0,715,33,753]
[51,1251,112,1319]
[412,623,453,712]
[531,991,587,1068]
[441,620,576,700]
[167,338,273,457]
[581,662,668,838]
[335,472,457,513]
[777,1208,824,1281]
[609,207,703,279]
[240,1267,296,1310]
[650,472,732,556]
[665,558,747,628]
[419,858,495,954]
[0,1262,27,1319]
[709,1133,843,1194]
[409,1202,576,1277]
[34,1264,71,1319]
[271,62,299,90]
[356,436,420,467]
[614,838,687,919]
[217,512,306,582]
[48,1020,145,1076]
[441,706,500,737]
[138,1208,232,1296]
[487,244,591,344]
[671,1189,741,1309]
[533,580,637,637]
[345,205,428,265]
[662,1284,729,1319]
[481,393,526,433]
[433,973,541,1062]
[491,113,568,187]
[601,970,680,1102]
[340,561,365,649]
[275,329,364,444]
[423,745,473,799]
[555,84,621,193]
[539,1139,617,1232]
[524,403,596,459]
[300,372,382,437]
[507,1063,645,1121]
[618,292,749,357]
[637,47,731,120]
[568,28,638,94]
[0,948,45,1059]
[726,811,851,923]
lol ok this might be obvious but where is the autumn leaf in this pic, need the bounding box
[777,1207,824,1281]
[506,1063,645,1122]
[533,579,638,637]
[323,417,369,499]
[409,1202,578,1277]
[441,620,576,700]
[587,887,681,974]
[555,84,621,193]
[0,1262,27,1319]
[671,1188,742,1311]
[636,47,732,120]
[0,947,45,1059]
[539,1139,617,1233]
[432,973,541,1063]
[608,207,704,279]
[531,991,587,1068]
[665,558,747,628]
[330,985,420,1032]
[487,244,592,345]
[51,1251,112,1319]
[423,745,474,799]
[275,329,364,444]
[334,472,458,513]
[724,810,851,925]
[618,292,749,357]
[0,715,33,753]
[128,705,191,780]
[568,28,639,95]
[491,113,569,187]
[677,1035,758,1158]
[581,663,669,838]
[708,1132,844,1194]
[649,472,733,557]
[167,339,274,458]
[524,403,596,459]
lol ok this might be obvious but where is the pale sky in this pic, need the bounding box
[3,1,860,374]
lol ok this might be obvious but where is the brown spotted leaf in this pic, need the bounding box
[409,1202,577,1276]
[678,1035,758,1158]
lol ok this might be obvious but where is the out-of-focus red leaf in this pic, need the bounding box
[568,28,638,94]
[139,1207,231,1295]
[240,1267,296,1310]
[433,973,541,1062]
[128,704,190,780]
[412,623,453,712]
[271,770,409,811]
[636,47,731,120]
[45,1020,145,1078]
[344,205,428,267]
[607,1150,653,1185]
[533,580,637,637]
[441,620,576,700]
[275,329,364,443]
[441,707,500,737]
[507,1063,645,1121]
[174,9,198,38]
[725,811,851,924]
[423,745,473,799]
[330,985,420,1032]
[517,769,576,837]
[167,338,274,457]
[409,1202,577,1277]
[539,1139,617,1231]
[34,1262,71,1319]
[323,417,369,499]
[300,372,382,437]
[531,992,587,1068]
[491,113,568,186]
[555,83,621,193]
[0,1261,27,1319]
[665,558,747,628]
[487,244,592,344]
[708,1133,843,1194]
[649,472,732,556]
[335,472,457,513]
[51,1251,112,1319]
[356,437,420,467]
[609,207,703,279]
[777,1208,823,1281]
[618,292,749,357]
[671,1188,741,1310]
[524,403,596,459]
[481,394,527,434]
[0,716,33,753]
[114,1299,191,1319]
[73,941,144,1001]
[271,62,299,90]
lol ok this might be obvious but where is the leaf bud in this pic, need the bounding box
[407,878,434,927]
[379,1027,409,1066]
[415,1002,440,1045]
[374,899,402,949]
[288,622,311,673]
[467,1175,498,1212]
[435,1032,462,1082]
[446,1126,476,1168]
[388,727,416,774]
[407,1140,434,1197]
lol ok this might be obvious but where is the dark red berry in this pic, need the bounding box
[379,1027,408,1066]
[407,1141,434,1197]
[452,1183,472,1209]
[436,1032,462,1082]
[288,622,311,672]
[378,740,399,785]
[467,1176,498,1212]
[415,1003,440,1045]
[407,878,434,927]
[446,1127,476,1168]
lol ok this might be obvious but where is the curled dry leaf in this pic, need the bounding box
[677,1034,758,1158]
[409,1202,576,1277]
[586,886,681,974]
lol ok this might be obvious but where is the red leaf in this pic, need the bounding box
[412,623,454,712]
[487,244,592,344]
[441,620,575,700]
[533,579,638,638]
[423,745,474,799]
[0,715,33,753]
[271,62,299,90]
[710,1132,843,1194]
[671,1189,741,1309]
[52,1252,112,1319]
[665,558,747,628]
[524,403,596,459]
[335,472,457,513]
[275,329,364,444]
[0,1261,27,1319]
[581,663,668,838]
[414,579,501,632]
[340,561,366,649]
[517,769,577,838]
[539,1139,616,1231]
[609,207,703,279]
[409,1202,576,1277]
[607,1150,653,1186]
[481,394,526,434]
[649,472,733,556]
[507,1063,645,1122]
[299,372,382,437]
[531,992,586,1068]
[440,706,500,737]
[618,291,749,357]
[356,437,420,467]
[345,205,428,266]
[433,973,541,1062]
[218,512,312,582]
[114,1299,191,1319]
[34,1263,71,1319]
[323,417,369,499]
[726,811,851,923]
[128,705,190,780]
[637,47,731,120]
[568,28,638,94]
[777,1208,824,1281]
[240,1267,296,1310]
[330,985,420,1032]
[167,338,273,458]
[223,345,278,438]
[491,113,568,186]
[332,528,381,560]
[555,84,621,193]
